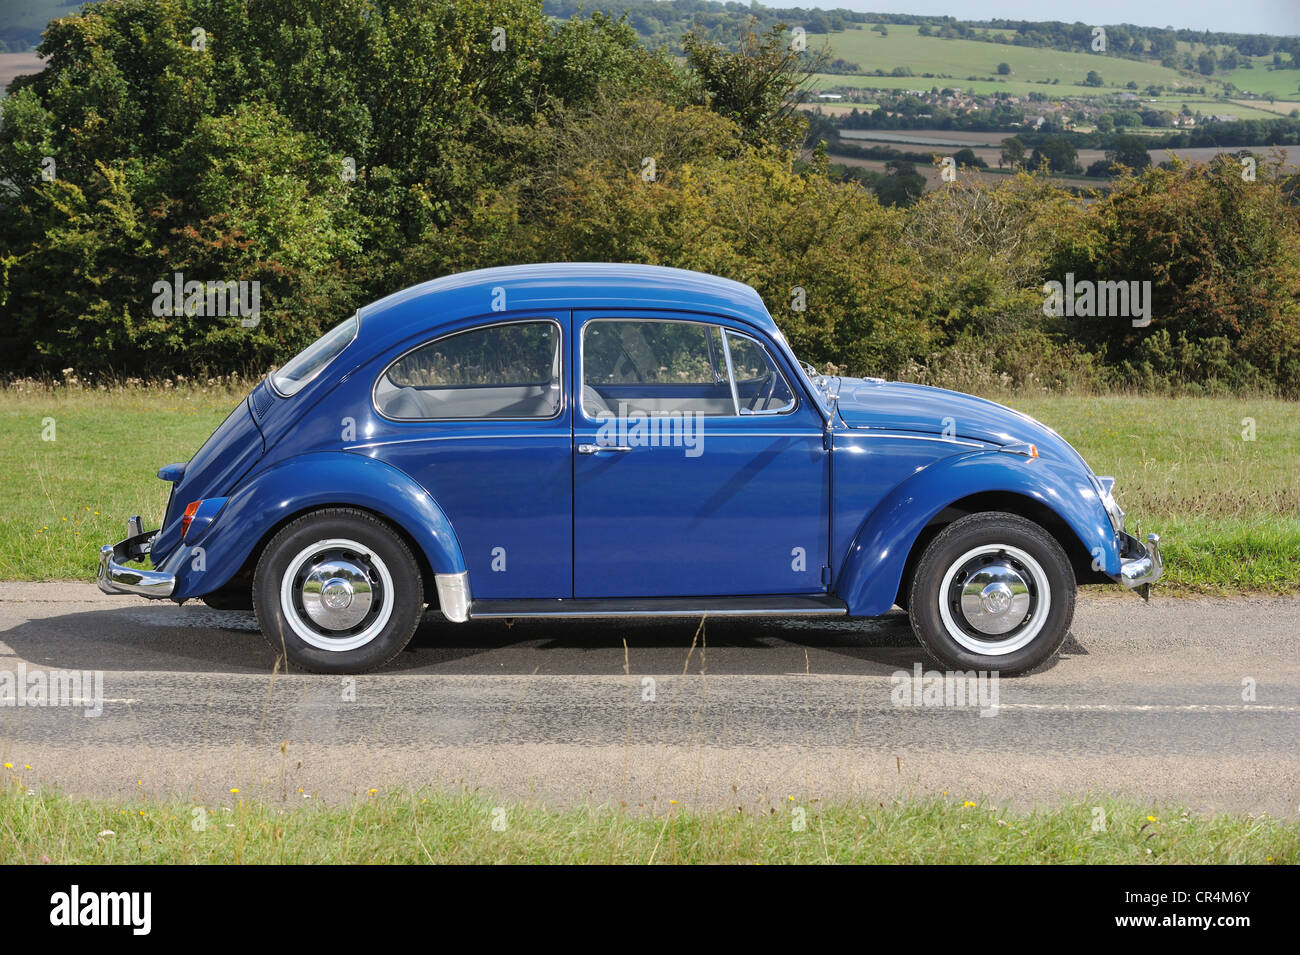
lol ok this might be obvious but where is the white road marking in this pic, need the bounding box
[0,698,141,706]
[977,703,1298,713]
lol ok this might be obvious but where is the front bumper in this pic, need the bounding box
[96,517,175,598]
[1115,531,1164,600]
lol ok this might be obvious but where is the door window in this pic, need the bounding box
[581,319,794,418]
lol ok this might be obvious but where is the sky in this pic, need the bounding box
[818,2,1300,36]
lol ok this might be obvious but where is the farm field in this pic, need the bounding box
[809,24,1206,96]
[832,128,1300,174]
[1232,98,1300,116]
[0,52,43,90]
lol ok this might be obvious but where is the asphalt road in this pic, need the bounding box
[1,582,1297,816]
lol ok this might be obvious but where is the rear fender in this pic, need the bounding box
[158,451,465,601]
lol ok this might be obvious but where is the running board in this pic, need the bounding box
[467,594,848,620]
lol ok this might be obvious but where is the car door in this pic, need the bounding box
[368,313,572,600]
[572,311,829,598]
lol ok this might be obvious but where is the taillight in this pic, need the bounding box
[180,501,201,539]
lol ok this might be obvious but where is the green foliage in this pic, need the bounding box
[951,147,987,169]
[1106,134,1152,172]
[1,0,1299,397]
[1048,158,1300,393]
[1030,135,1080,174]
[682,23,823,152]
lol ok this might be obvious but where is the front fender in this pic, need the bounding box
[835,451,1116,616]
[159,451,465,600]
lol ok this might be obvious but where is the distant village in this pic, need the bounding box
[804,86,1265,132]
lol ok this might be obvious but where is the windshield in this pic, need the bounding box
[270,314,358,396]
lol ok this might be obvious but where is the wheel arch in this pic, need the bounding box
[204,502,442,611]
[167,451,466,602]
[834,452,1116,616]
[892,491,1108,610]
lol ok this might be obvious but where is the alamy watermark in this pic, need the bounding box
[151,272,260,327]
[1043,273,1152,328]
[891,663,1000,717]
[593,402,704,458]
[0,664,105,717]
[50,885,151,935]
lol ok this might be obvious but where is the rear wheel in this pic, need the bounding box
[907,511,1075,675]
[253,508,424,673]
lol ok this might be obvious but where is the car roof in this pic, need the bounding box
[358,263,780,342]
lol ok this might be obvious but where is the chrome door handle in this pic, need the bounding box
[577,444,632,454]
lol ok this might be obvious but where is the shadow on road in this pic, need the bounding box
[2,602,1086,677]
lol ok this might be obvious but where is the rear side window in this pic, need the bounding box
[374,320,561,420]
[270,314,358,396]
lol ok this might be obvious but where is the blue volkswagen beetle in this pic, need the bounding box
[97,263,1162,674]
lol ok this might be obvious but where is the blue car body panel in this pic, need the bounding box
[833,447,1117,616]
[167,451,466,600]
[139,262,1121,614]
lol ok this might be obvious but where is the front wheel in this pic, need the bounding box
[907,511,1075,675]
[253,508,424,673]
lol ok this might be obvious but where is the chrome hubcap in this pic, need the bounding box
[938,544,1051,656]
[958,562,1031,635]
[302,561,374,631]
[279,538,395,652]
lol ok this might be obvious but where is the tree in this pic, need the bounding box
[952,148,987,168]
[1197,50,1216,75]
[997,62,1011,75]
[1085,70,1104,87]
[999,136,1026,169]
[1048,159,1300,392]
[873,161,926,207]
[683,24,826,151]
[1106,134,1152,172]
[1030,136,1079,174]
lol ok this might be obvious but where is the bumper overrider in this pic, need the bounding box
[1115,530,1164,600]
[96,516,175,598]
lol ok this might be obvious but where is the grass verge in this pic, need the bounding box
[0,383,1296,593]
[1,783,1293,864]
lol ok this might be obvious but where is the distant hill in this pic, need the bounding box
[0,0,83,52]
[4,0,1298,70]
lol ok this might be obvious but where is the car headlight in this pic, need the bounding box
[1096,475,1125,535]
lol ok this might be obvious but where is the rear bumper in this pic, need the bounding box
[1114,531,1163,598]
[96,519,175,599]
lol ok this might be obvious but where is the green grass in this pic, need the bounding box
[0,781,1292,863]
[811,24,1208,98]
[1216,60,1300,99]
[1012,394,1300,593]
[0,380,243,580]
[0,384,1296,593]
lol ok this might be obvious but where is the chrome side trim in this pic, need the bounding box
[467,594,848,619]
[843,431,989,449]
[435,571,472,623]
[469,605,847,619]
